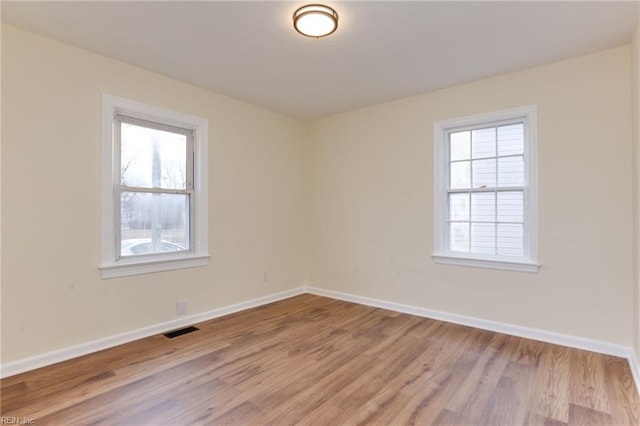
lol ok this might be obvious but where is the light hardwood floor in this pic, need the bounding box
[1,294,639,425]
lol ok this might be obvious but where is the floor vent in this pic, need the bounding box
[163,326,199,339]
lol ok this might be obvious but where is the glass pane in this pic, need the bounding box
[497,223,524,257]
[498,156,524,187]
[449,193,469,221]
[120,192,189,256]
[471,192,495,222]
[121,122,187,189]
[471,223,495,254]
[450,131,470,161]
[450,161,470,189]
[472,158,496,188]
[497,191,523,222]
[498,123,524,156]
[472,127,496,159]
[449,222,469,252]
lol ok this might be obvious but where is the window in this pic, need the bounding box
[101,95,209,278]
[433,106,538,272]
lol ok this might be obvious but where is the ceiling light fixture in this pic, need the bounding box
[293,4,338,38]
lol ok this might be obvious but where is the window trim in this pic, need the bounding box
[432,105,539,273]
[101,94,209,279]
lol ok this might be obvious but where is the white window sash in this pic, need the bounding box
[101,94,209,279]
[113,114,196,260]
[432,106,539,272]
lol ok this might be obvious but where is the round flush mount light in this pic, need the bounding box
[293,4,338,38]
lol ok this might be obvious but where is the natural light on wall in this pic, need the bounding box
[293,4,338,38]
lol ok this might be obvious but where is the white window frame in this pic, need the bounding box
[432,105,539,273]
[101,94,209,279]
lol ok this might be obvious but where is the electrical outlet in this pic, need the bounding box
[176,300,187,316]
[263,271,269,283]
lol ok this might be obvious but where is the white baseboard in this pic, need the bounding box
[3,284,640,398]
[305,286,640,396]
[0,287,305,378]
[629,349,640,396]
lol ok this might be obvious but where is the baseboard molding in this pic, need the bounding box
[0,287,306,378]
[629,349,640,396]
[305,286,640,396]
[4,285,640,397]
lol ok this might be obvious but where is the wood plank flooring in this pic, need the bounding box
[1,294,638,425]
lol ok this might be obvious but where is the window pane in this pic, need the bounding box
[472,158,496,188]
[497,191,523,222]
[498,156,524,187]
[449,222,469,252]
[120,192,189,256]
[471,192,495,222]
[471,223,495,254]
[121,122,187,189]
[450,131,470,161]
[450,161,470,189]
[497,223,524,256]
[449,193,469,221]
[498,123,524,156]
[472,127,496,159]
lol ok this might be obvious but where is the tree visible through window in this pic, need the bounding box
[117,117,193,258]
[101,94,208,279]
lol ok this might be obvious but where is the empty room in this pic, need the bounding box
[2,1,640,424]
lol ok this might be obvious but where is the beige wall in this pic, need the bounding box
[633,12,640,358]
[307,46,634,345]
[1,24,308,363]
[2,23,637,365]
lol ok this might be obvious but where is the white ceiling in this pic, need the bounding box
[2,1,638,120]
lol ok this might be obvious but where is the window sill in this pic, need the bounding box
[432,253,540,273]
[101,254,210,279]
